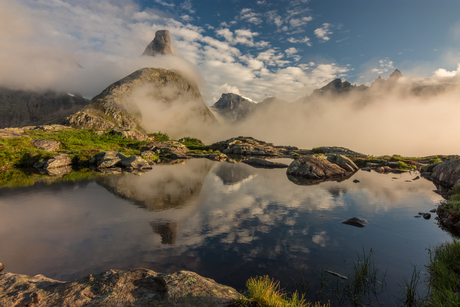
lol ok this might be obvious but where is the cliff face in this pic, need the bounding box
[62,67,216,131]
[0,87,90,128]
[142,29,177,56]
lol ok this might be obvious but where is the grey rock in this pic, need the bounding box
[427,159,460,187]
[31,139,60,151]
[111,129,149,141]
[34,154,72,171]
[93,151,127,169]
[119,155,151,169]
[286,154,352,180]
[361,166,371,172]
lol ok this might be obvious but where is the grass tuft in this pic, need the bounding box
[235,275,327,307]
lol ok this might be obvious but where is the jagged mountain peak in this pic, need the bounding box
[142,30,177,56]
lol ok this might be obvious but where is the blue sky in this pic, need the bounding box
[1,0,460,104]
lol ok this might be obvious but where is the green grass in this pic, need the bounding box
[0,128,149,169]
[148,132,170,142]
[235,276,328,307]
[427,240,460,307]
[312,147,325,154]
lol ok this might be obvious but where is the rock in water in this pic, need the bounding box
[341,217,368,227]
[142,29,177,56]
[286,154,357,181]
[62,68,216,133]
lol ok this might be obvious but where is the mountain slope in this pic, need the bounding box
[0,87,90,128]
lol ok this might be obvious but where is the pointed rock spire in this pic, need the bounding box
[142,30,176,56]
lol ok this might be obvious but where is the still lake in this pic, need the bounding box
[0,158,452,304]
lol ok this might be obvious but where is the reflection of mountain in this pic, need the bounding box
[213,162,255,185]
[150,221,178,244]
[96,159,214,211]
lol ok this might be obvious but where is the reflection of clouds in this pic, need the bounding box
[312,231,329,247]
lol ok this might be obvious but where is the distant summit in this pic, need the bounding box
[142,30,177,56]
[211,93,257,123]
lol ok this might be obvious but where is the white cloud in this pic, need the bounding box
[287,36,311,46]
[433,65,460,78]
[180,0,195,14]
[154,0,174,8]
[289,16,312,28]
[314,23,333,42]
[285,47,298,56]
[181,14,193,22]
[239,8,263,25]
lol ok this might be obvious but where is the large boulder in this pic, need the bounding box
[422,159,460,187]
[0,269,239,307]
[31,139,60,151]
[34,154,72,171]
[286,154,357,184]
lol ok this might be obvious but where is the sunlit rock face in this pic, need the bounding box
[62,67,216,132]
[0,87,90,128]
[142,29,177,56]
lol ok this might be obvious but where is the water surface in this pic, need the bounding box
[0,159,451,305]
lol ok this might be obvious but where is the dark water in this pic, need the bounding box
[0,159,451,305]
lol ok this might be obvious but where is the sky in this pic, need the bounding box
[1,0,460,105]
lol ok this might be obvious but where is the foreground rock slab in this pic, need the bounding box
[0,269,239,307]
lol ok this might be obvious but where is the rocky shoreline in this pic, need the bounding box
[0,266,239,307]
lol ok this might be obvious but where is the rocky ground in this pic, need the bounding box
[0,267,239,307]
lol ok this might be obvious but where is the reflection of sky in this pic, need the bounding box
[0,160,450,303]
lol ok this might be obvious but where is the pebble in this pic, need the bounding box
[353,179,360,183]
[423,213,431,220]
[0,263,4,272]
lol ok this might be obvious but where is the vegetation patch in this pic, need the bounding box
[437,183,460,224]
[0,128,149,170]
[312,147,325,154]
[179,136,206,150]
[427,240,460,306]
[148,132,170,142]
[235,275,327,307]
